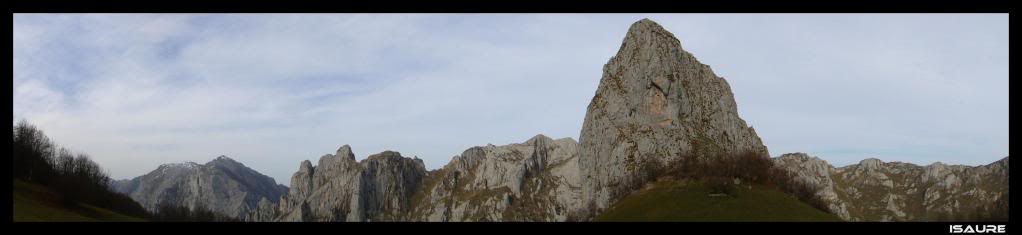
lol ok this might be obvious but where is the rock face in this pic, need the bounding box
[578,19,768,215]
[407,134,582,221]
[773,153,1009,221]
[258,146,428,221]
[112,156,288,220]
[257,135,582,221]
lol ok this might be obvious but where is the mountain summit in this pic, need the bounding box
[112,156,288,220]
[578,18,768,215]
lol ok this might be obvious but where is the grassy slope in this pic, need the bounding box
[13,180,145,222]
[596,179,842,222]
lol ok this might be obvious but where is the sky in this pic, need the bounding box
[13,14,1009,185]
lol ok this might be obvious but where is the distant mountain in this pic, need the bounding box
[112,156,288,220]
[773,153,1009,221]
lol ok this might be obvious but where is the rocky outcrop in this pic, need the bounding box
[112,156,288,220]
[773,153,1009,221]
[408,134,582,221]
[258,134,582,222]
[259,146,428,221]
[578,18,768,216]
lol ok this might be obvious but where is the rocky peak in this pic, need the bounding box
[858,158,884,171]
[317,145,357,170]
[924,162,948,182]
[282,159,317,217]
[337,145,355,161]
[777,152,812,161]
[578,18,768,216]
[157,161,200,170]
[774,152,833,172]
[988,156,1009,169]
[297,160,315,174]
[366,150,403,161]
[927,161,947,169]
[209,155,242,166]
[527,134,553,145]
[619,18,682,60]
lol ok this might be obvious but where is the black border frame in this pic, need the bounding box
[7,0,1015,234]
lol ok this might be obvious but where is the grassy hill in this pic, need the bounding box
[13,180,145,222]
[595,179,842,222]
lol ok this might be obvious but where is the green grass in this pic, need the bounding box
[595,179,842,222]
[13,180,146,222]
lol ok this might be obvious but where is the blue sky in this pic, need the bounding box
[13,14,1008,185]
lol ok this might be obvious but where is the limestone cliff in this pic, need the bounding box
[408,134,582,221]
[773,153,1009,221]
[256,146,427,221]
[578,18,768,216]
[258,135,582,221]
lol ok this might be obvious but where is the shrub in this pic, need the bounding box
[705,176,736,196]
[767,167,832,213]
[666,150,832,213]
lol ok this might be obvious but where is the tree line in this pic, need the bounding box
[596,141,835,218]
[12,119,235,221]
[610,146,832,215]
[13,119,150,217]
[150,202,239,222]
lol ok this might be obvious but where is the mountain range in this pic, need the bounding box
[112,19,1009,222]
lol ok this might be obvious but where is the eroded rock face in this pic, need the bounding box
[262,146,428,221]
[259,135,582,222]
[773,153,1009,221]
[408,134,582,221]
[578,18,768,215]
[112,156,289,220]
[771,153,851,219]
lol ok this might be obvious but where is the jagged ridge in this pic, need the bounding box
[254,134,582,221]
[773,153,1009,221]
